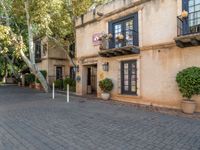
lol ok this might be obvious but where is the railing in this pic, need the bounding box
[177,16,200,36]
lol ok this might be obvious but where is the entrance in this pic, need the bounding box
[87,65,97,94]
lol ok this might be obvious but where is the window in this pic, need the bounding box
[109,13,138,49]
[35,41,41,60]
[188,0,200,32]
[56,66,63,80]
[182,0,200,34]
[121,60,137,95]
[70,67,76,81]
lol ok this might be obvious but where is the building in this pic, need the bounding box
[75,0,200,112]
[34,37,76,85]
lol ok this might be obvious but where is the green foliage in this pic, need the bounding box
[36,70,47,83]
[25,73,35,85]
[54,79,64,90]
[99,78,113,93]
[176,67,200,100]
[64,77,76,92]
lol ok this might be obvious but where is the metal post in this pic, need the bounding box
[52,83,55,99]
[67,84,69,103]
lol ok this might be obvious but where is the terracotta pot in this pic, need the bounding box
[181,100,196,114]
[101,93,110,100]
[29,83,35,89]
[35,83,41,90]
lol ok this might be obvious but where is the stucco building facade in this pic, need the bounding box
[34,37,75,85]
[75,0,200,112]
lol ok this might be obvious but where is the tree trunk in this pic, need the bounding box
[19,46,49,92]
[24,1,49,92]
[3,57,7,83]
[5,54,19,78]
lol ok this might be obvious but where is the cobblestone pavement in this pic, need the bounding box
[0,85,200,150]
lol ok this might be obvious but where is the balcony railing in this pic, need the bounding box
[177,16,200,36]
[98,32,140,57]
[175,16,200,48]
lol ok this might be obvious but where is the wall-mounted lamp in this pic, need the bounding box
[181,10,188,18]
[102,62,109,72]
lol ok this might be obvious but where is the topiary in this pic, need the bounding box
[25,73,35,86]
[99,78,113,93]
[63,77,76,91]
[54,79,64,90]
[176,67,200,100]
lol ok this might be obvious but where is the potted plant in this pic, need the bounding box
[116,34,124,41]
[29,73,35,88]
[99,78,113,100]
[99,33,112,50]
[176,67,200,114]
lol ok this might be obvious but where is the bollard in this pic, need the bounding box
[52,82,55,99]
[67,84,69,103]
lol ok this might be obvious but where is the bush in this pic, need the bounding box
[25,73,35,86]
[99,78,113,93]
[54,79,64,89]
[36,70,47,83]
[176,67,200,100]
[63,77,76,92]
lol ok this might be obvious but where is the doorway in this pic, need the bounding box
[87,65,97,94]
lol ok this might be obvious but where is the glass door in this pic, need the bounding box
[121,60,137,95]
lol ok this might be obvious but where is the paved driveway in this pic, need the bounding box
[0,85,200,150]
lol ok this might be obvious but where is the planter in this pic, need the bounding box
[101,93,110,100]
[29,83,35,89]
[181,100,196,114]
[35,83,43,91]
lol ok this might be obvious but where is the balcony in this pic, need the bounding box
[175,16,200,48]
[98,32,140,58]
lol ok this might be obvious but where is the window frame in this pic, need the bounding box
[182,0,200,34]
[121,60,137,95]
[108,13,139,49]
[56,66,63,80]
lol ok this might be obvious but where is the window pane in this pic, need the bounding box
[189,0,194,6]
[195,4,200,11]
[195,0,200,5]
[125,20,133,46]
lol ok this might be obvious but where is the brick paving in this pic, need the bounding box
[0,85,200,150]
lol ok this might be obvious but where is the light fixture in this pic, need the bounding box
[181,10,188,18]
[102,62,109,72]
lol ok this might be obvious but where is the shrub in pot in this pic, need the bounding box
[25,73,35,88]
[176,67,200,114]
[63,77,76,92]
[99,78,113,100]
[54,79,64,90]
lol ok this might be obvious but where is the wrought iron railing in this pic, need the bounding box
[177,16,200,36]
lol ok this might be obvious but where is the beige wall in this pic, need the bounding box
[75,0,200,112]
[36,38,70,85]
[76,0,181,58]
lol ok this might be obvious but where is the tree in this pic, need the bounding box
[0,0,109,92]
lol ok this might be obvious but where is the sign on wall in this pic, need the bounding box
[92,33,103,46]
